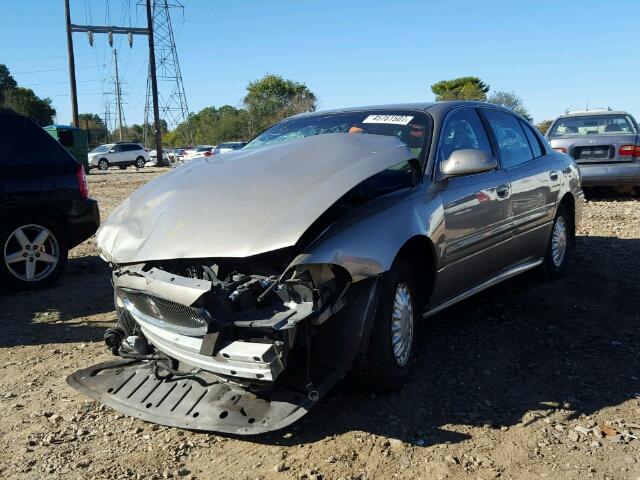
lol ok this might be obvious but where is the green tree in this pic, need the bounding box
[243,74,316,136]
[0,64,17,103]
[2,87,55,125]
[431,76,490,101]
[536,119,553,135]
[487,91,532,121]
[78,113,106,130]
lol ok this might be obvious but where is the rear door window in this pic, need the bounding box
[0,114,76,168]
[520,121,544,158]
[483,109,534,169]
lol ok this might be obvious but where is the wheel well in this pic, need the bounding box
[396,235,436,311]
[0,208,69,244]
[559,193,576,247]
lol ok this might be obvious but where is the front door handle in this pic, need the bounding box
[496,184,510,199]
[549,170,559,181]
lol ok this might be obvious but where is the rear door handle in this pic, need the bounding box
[496,184,510,199]
[550,170,559,181]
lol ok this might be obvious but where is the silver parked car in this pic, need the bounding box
[546,110,640,190]
[69,102,583,434]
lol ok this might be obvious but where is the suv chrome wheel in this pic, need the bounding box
[98,159,109,170]
[136,157,146,168]
[391,282,413,367]
[551,216,567,267]
[3,224,60,282]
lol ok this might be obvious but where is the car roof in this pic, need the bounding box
[556,110,632,118]
[291,101,514,119]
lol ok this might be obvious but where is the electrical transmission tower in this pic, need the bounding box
[144,1,192,147]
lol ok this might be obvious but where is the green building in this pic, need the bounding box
[44,125,89,172]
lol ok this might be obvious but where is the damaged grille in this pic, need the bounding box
[118,288,209,336]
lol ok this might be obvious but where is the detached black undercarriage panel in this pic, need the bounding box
[67,359,340,435]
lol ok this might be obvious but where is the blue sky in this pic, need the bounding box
[1,0,638,128]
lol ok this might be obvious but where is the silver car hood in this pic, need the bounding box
[97,133,415,264]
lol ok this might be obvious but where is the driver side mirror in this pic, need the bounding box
[440,149,497,178]
[109,148,116,153]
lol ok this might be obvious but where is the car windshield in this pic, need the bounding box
[245,111,429,158]
[549,114,637,137]
[196,146,211,151]
[91,145,111,153]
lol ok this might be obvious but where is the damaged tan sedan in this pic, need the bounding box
[68,102,583,434]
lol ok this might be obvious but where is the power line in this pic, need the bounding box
[12,65,101,75]
[22,79,100,87]
[0,53,95,63]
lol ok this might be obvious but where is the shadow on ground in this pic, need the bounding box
[0,256,115,347]
[254,235,640,447]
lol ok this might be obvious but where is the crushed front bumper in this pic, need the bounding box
[67,359,341,435]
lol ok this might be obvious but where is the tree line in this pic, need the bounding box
[0,65,555,142]
[0,64,56,125]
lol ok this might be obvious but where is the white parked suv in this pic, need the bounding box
[88,143,150,171]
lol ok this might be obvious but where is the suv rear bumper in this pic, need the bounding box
[66,198,100,248]
[578,162,640,186]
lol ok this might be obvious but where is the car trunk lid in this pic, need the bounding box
[550,133,639,164]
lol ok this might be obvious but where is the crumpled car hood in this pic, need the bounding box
[97,133,415,264]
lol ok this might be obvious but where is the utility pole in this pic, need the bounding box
[146,0,164,165]
[143,0,192,148]
[64,0,79,127]
[113,49,124,142]
[64,1,162,159]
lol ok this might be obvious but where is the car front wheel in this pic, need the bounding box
[135,157,146,168]
[0,221,68,290]
[98,159,109,171]
[543,204,571,279]
[360,258,417,391]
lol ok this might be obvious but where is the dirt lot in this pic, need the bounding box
[1,168,639,480]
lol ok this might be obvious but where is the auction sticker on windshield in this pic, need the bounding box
[363,115,414,125]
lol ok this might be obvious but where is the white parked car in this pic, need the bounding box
[183,145,215,161]
[212,142,246,155]
[88,143,150,171]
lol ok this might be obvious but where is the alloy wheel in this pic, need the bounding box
[3,224,60,282]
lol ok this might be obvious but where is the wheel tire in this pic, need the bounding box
[0,219,68,290]
[542,204,571,279]
[98,159,109,171]
[135,157,146,168]
[360,258,417,392]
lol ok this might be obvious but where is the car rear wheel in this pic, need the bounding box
[360,258,417,391]
[0,221,68,290]
[98,159,109,171]
[542,204,570,279]
[135,157,146,168]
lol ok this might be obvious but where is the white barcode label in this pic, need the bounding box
[362,114,414,125]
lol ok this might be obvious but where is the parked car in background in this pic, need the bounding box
[0,111,100,289]
[88,142,150,171]
[70,102,582,434]
[148,149,176,166]
[212,141,246,155]
[183,145,215,160]
[547,110,640,191]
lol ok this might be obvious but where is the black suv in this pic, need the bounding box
[0,111,100,289]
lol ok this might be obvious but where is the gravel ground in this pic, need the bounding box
[0,168,639,480]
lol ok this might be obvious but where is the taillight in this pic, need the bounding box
[635,146,640,157]
[76,163,89,199]
[553,147,566,154]
[203,151,212,156]
[619,145,635,156]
